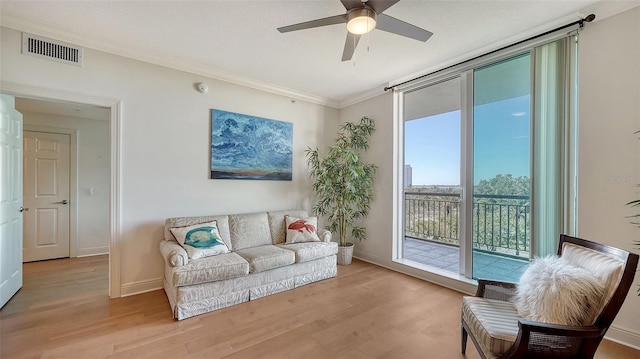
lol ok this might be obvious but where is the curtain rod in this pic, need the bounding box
[383,14,596,92]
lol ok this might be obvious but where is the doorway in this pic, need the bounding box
[17,98,111,265]
[0,83,121,299]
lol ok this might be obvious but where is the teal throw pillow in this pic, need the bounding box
[170,220,229,259]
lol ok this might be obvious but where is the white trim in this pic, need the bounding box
[339,86,388,109]
[120,278,163,297]
[354,251,477,295]
[391,90,403,261]
[109,100,122,299]
[606,324,640,351]
[0,80,122,299]
[0,17,339,110]
[582,1,640,23]
[385,0,638,94]
[361,248,640,349]
[460,70,473,278]
[23,125,79,258]
[77,246,109,257]
[392,28,579,94]
[2,2,635,111]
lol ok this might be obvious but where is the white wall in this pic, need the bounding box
[1,26,339,295]
[21,112,110,256]
[1,4,638,347]
[577,6,640,347]
[342,6,640,347]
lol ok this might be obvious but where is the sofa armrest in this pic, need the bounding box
[159,239,189,267]
[318,228,332,242]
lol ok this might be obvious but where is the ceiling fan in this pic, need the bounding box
[277,0,433,61]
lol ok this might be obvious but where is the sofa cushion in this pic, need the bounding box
[462,297,519,357]
[235,245,296,273]
[165,215,232,249]
[267,210,309,244]
[285,215,321,244]
[229,212,272,250]
[173,252,249,286]
[277,242,338,263]
[169,220,230,260]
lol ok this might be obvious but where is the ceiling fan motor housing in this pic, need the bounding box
[347,7,377,35]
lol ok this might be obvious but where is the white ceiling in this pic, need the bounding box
[15,97,110,121]
[1,0,636,108]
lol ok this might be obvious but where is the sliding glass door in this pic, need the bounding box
[401,55,532,281]
[472,54,531,281]
[398,35,577,283]
[402,77,461,272]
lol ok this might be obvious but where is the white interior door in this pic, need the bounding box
[0,94,23,308]
[23,131,70,262]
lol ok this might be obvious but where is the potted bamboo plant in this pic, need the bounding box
[305,116,377,265]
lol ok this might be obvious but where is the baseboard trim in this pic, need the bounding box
[606,324,640,350]
[353,250,477,296]
[120,278,163,297]
[354,250,640,350]
[76,246,109,257]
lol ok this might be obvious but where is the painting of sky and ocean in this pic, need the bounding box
[211,109,292,180]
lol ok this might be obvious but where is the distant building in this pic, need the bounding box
[404,165,412,188]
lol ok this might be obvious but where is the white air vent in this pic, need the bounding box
[21,33,83,66]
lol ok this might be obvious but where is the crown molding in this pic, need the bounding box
[338,85,389,109]
[382,1,639,102]
[581,0,640,22]
[0,16,340,109]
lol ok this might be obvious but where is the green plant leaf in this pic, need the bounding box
[306,117,376,247]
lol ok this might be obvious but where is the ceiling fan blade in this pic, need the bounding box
[342,32,361,61]
[366,0,400,14]
[376,13,433,42]
[278,14,347,33]
[341,0,366,10]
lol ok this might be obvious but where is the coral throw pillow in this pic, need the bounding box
[285,216,321,244]
[170,220,230,259]
[512,255,605,326]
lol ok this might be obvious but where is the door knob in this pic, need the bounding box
[55,200,69,205]
[19,206,29,212]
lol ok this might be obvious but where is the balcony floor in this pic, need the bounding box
[403,237,529,283]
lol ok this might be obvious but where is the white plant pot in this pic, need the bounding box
[337,243,354,265]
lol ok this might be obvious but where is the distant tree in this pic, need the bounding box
[474,174,529,196]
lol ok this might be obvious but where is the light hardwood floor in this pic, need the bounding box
[1,256,637,358]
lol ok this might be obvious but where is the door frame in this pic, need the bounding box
[23,126,78,258]
[1,81,122,298]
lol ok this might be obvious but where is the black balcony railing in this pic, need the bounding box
[404,191,530,257]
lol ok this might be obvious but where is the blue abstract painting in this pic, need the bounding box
[211,109,293,180]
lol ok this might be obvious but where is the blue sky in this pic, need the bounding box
[405,95,530,186]
[405,110,461,185]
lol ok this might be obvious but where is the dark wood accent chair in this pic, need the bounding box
[461,234,639,359]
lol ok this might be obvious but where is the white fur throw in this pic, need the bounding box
[512,256,605,326]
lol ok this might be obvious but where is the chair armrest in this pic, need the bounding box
[518,320,605,337]
[503,320,606,358]
[317,228,332,243]
[475,279,517,301]
[159,240,189,268]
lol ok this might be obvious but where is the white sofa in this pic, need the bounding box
[159,209,338,320]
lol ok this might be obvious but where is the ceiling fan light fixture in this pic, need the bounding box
[347,8,377,35]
